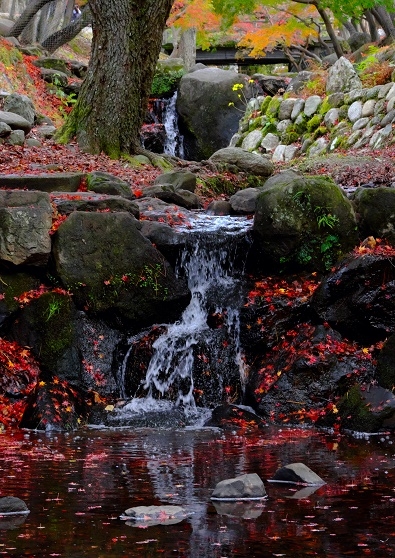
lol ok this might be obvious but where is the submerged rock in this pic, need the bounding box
[270,463,325,485]
[211,473,267,500]
[122,505,188,526]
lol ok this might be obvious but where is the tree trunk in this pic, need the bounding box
[372,6,395,40]
[58,0,174,157]
[316,6,344,58]
[41,4,92,52]
[365,9,379,42]
[9,0,52,38]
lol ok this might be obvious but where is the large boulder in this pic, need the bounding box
[209,147,274,177]
[312,251,395,341]
[252,175,358,272]
[177,68,253,160]
[52,212,190,327]
[0,110,32,134]
[354,187,395,243]
[211,473,267,500]
[326,56,362,94]
[0,190,52,266]
[86,171,133,199]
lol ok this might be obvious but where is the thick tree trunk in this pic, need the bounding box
[372,6,395,40]
[9,0,52,38]
[41,5,92,53]
[365,9,379,42]
[58,0,174,157]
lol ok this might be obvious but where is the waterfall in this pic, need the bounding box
[163,91,184,158]
[115,216,252,426]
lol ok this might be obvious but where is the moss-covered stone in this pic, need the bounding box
[306,114,323,133]
[338,384,395,432]
[260,96,272,114]
[312,126,328,140]
[338,105,349,120]
[266,97,281,118]
[253,175,359,272]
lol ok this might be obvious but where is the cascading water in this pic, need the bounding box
[113,215,252,427]
[163,91,184,158]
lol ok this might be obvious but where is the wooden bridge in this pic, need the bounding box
[195,47,297,67]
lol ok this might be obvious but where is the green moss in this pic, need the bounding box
[260,96,272,114]
[248,118,262,132]
[282,131,300,145]
[338,385,382,432]
[319,98,331,115]
[312,126,328,140]
[199,175,239,197]
[266,97,281,118]
[151,68,184,96]
[294,115,307,135]
[306,114,323,133]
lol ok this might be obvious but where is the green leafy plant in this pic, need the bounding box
[151,68,184,96]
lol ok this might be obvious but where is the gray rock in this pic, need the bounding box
[374,99,386,116]
[370,124,393,149]
[324,108,339,129]
[241,129,263,151]
[140,220,181,245]
[344,88,364,103]
[229,188,259,214]
[380,110,395,127]
[4,93,35,125]
[40,68,69,87]
[326,56,362,94]
[136,197,192,224]
[153,171,197,193]
[206,200,232,215]
[278,98,296,120]
[386,83,395,100]
[209,147,274,177]
[25,138,42,147]
[387,96,395,113]
[352,117,370,131]
[0,121,11,137]
[285,71,313,94]
[326,92,345,108]
[308,137,328,157]
[0,18,14,36]
[362,99,376,117]
[304,95,322,117]
[348,101,363,123]
[261,132,280,152]
[271,463,325,485]
[211,473,266,500]
[35,125,56,138]
[33,57,70,74]
[276,119,292,133]
[0,110,32,133]
[291,98,305,120]
[283,144,299,162]
[272,144,287,163]
[87,171,132,199]
[6,129,25,145]
[0,190,52,266]
[0,497,29,515]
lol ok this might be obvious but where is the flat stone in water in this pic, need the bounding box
[269,462,325,486]
[211,473,267,500]
[121,505,188,526]
[0,496,30,515]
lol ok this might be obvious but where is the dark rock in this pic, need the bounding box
[354,187,395,243]
[253,74,289,96]
[0,172,84,192]
[33,57,71,75]
[270,463,325,485]
[204,404,266,429]
[312,253,395,341]
[3,93,35,125]
[141,185,202,210]
[211,473,267,500]
[336,384,395,432]
[177,69,254,160]
[377,333,395,389]
[211,500,263,518]
[40,68,69,87]
[140,123,166,153]
[52,212,190,328]
[135,197,192,224]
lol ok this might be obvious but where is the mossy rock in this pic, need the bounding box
[353,187,395,243]
[266,97,281,118]
[0,272,41,326]
[253,175,359,272]
[338,105,349,120]
[376,333,395,389]
[306,114,323,133]
[282,131,300,145]
[294,115,308,135]
[260,96,272,114]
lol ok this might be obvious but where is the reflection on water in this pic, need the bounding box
[1,426,395,557]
